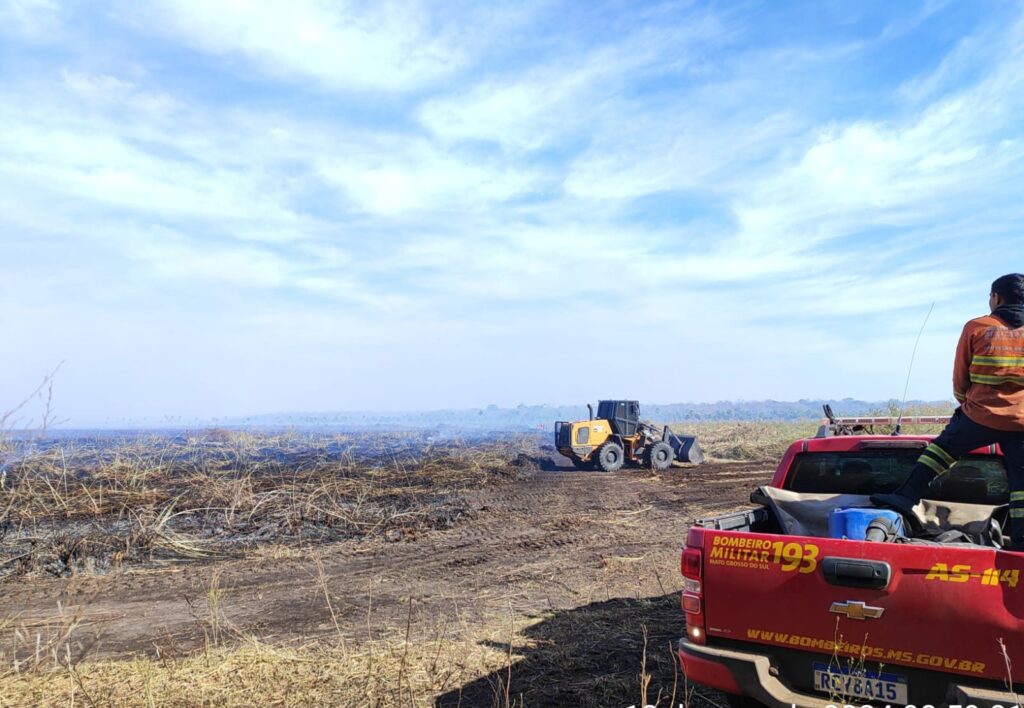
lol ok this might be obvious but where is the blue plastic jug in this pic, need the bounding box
[828,507,904,540]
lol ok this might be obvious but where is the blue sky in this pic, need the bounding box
[2,0,1023,426]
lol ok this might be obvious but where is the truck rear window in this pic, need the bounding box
[783,451,1008,505]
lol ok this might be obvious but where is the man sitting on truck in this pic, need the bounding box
[872,273,1024,550]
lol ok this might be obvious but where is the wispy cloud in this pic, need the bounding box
[0,0,60,41]
[418,10,731,151]
[118,0,473,92]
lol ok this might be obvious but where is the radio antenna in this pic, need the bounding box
[894,302,935,435]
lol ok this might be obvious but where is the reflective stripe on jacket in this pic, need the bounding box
[954,314,1024,430]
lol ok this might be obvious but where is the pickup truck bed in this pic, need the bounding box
[679,433,1024,707]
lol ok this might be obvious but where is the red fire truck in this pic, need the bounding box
[679,414,1023,707]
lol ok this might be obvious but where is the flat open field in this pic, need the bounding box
[0,427,785,707]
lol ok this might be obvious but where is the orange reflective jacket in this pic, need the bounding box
[954,314,1024,430]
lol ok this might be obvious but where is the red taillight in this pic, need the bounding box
[681,533,707,645]
[682,548,702,578]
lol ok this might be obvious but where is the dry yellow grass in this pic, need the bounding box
[678,404,955,462]
[680,421,818,461]
[0,634,514,707]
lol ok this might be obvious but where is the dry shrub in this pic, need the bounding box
[676,421,817,462]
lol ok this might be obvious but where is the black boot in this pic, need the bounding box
[870,464,937,517]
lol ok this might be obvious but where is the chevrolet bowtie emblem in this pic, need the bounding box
[830,600,884,620]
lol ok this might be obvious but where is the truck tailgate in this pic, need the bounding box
[702,530,1024,683]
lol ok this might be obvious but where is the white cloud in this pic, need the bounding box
[315,139,546,215]
[0,0,60,41]
[61,69,135,96]
[0,131,297,227]
[879,0,952,42]
[564,109,800,201]
[559,14,1024,295]
[418,11,731,151]
[127,226,291,289]
[125,0,467,91]
[730,51,1024,258]
[418,52,621,151]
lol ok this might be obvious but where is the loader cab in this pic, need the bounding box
[597,400,640,438]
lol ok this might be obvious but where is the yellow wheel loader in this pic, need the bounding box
[554,400,703,472]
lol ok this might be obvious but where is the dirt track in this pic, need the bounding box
[1,455,774,702]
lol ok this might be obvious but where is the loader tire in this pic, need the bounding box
[595,441,624,472]
[645,441,674,471]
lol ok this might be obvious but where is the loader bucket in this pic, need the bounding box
[662,426,704,465]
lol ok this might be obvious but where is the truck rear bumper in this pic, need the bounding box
[679,638,1020,708]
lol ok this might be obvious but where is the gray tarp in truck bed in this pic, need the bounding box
[752,486,1001,539]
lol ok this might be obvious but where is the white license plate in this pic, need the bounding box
[812,662,908,704]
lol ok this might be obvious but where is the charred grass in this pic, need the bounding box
[0,430,535,579]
